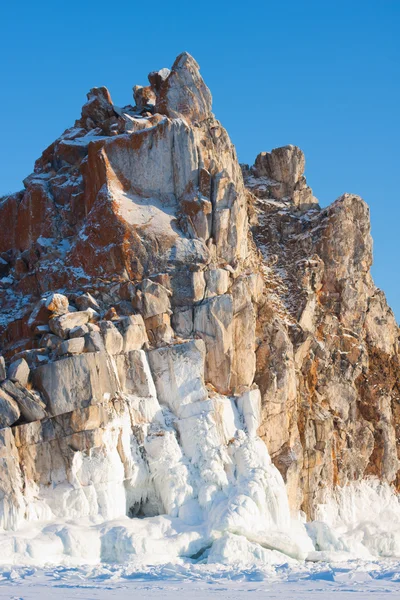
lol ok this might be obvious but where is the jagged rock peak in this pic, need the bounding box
[1,51,400,566]
[243,144,318,211]
[154,52,213,122]
[78,51,213,125]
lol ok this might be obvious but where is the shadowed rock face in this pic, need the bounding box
[0,51,399,525]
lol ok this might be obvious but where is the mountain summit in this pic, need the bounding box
[0,52,399,563]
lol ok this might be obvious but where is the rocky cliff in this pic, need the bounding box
[0,52,399,562]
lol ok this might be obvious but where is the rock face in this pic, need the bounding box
[0,49,399,547]
[243,169,400,516]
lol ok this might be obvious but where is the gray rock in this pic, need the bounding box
[84,331,103,352]
[85,307,100,322]
[1,380,46,423]
[0,356,6,382]
[99,321,123,355]
[9,349,49,369]
[69,324,89,339]
[117,315,148,352]
[134,280,171,319]
[204,268,230,298]
[0,388,20,428]
[57,337,86,356]
[193,295,233,394]
[40,333,62,351]
[33,352,118,417]
[255,145,305,188]
[116,350,157,397]
[155,52,212,122]
[252,145,317,210]
[148,67,170,93]
[17,392,47,423]
[75,292,100,312]
[45,293,69,316]
[49,311,91,339]
[144,313,174,346]
[171,307,193,338]
[8,358,30,387]
[49,311,92,340]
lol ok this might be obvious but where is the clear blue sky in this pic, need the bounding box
[1,1,399,318]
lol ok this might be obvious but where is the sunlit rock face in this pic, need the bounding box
[244,165,400,517]
[0,51,399,566]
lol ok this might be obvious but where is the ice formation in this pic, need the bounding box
[0,343,399,568]
[0,347,314,565]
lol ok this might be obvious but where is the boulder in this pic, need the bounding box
[134,280,171,319]
[80,86,115,129]
[145,313,174,346]
[40,333,61,351]
[69,324,89,338]
[8,349,49,369]
[75,292,101,312]
[0,388,20,428]
[45,293,69,315]
[49,311,91,339]
[133,85,156,111]
[8,358,30,387]
[57,337,86,356]
[170,271,206,307]
[27,299,51,329]
[100,321,124,355]
[84,330,103,352]
[148,67,170,93]
[116,314,147,352]
[33,352,118,417]
[1,380,46,422]
[171,307,193,338]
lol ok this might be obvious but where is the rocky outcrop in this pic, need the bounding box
[244,161,400,516]
[0,49,399,540]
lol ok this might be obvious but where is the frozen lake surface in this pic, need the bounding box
[0,560,400,599]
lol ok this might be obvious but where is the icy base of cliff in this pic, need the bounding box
[2,480,400,568]
[2,345,400,570]
[1,481,400,598]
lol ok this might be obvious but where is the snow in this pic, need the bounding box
[114,188,178,237]
[0,559,400,598]
[59,131,109,147]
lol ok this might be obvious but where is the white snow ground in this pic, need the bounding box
[0,560,400,599]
